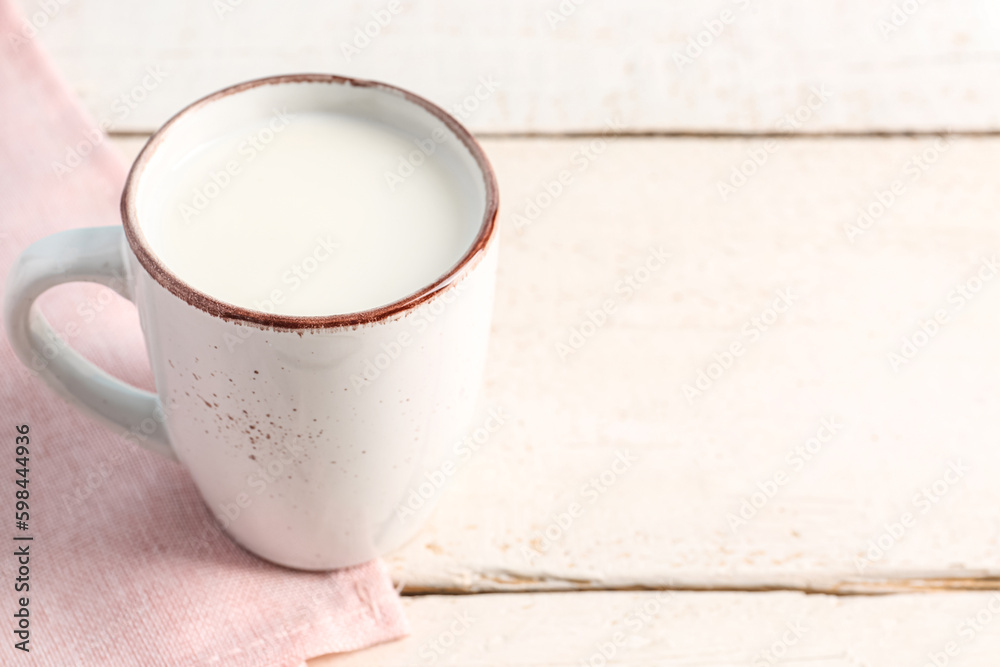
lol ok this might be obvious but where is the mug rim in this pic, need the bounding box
[120,73,499,330]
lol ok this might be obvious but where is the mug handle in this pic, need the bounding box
[3,226,176,460]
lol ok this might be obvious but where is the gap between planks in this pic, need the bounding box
[399,577,1000,598]
[107,129,1000,140]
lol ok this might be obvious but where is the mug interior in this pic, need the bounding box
[121,75,498,328]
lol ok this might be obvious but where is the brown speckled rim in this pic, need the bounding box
[121,74,499,330]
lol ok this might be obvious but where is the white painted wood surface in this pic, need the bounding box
[111,135,1000,597]
[385,134,1000,594]
[391,134,1000,594]
[311,591,1000,666]
[14,0,1000,661]
[21,0,1000,134]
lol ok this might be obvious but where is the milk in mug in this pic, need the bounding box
[142,111,480,316]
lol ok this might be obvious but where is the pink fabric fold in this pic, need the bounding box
[0,2,408,665]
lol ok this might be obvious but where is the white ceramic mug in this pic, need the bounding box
[3,74,499,570]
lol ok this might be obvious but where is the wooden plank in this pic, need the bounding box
[310,590,1000,665]
[105,135,1000,594]
[19,0,1000,134]
[388,134,1000,594]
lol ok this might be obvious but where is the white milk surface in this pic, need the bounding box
[146,111,478,316]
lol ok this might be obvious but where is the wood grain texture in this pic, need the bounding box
[20,0,1000,134]
[109,135,1000,595]
[309,590,1000,666]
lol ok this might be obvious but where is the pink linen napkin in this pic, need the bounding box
[0,2,408,665]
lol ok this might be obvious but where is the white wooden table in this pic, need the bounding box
[26,1,1000,663]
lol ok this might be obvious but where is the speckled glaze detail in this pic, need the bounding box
[5,74,500,570]
[120,73,499,330]
[127,238,498,570]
